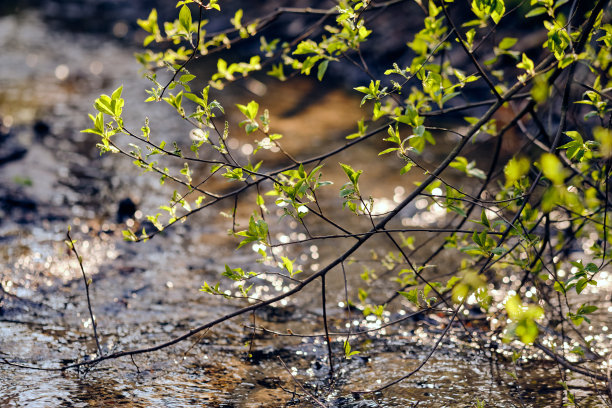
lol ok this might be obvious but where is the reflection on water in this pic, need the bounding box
[0,9,610,408]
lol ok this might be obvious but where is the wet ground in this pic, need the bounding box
[1,6,611,408]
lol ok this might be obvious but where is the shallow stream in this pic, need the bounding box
[1,6,611,408]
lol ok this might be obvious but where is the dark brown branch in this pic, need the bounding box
[321,275,334,376]
[534,343,609,382]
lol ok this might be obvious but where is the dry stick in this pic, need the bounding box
[277,356,327,408]
[354,302,461,394]
[182,328,211,358]
[340,261,353,351]
[421,93,531,117]
[0,358,60,371]
[248,311,256,358]
[321,275,334,376]
[66,229,102,357]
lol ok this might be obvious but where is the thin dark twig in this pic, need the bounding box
[246,305,439,338]
[600,164,609,269]
[277,356,327,407]
[1,358,61,372]
[130,355,140,374]
[248,311,256,358]
[534,343,608,382]
[182,328,211,358]
[439,0,502,101]
[321,275,334,377]
[355,303,461,394]
[159,7,203,99]
[341,261,352,347]
[66,229,102,357]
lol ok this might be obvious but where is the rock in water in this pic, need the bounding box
[117,197,136,222]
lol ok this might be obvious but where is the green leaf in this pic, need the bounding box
[400,162,414,175]
[399,289,419,305]
[122,229,138,242]
[344,340,360,359]
[179,5,192,32]
[237,100,259,120]
[379,147,399,155]
[317,60,329,81]
[480,209,490,228]
[553,281,566,294]
[525,6,546,18]
[446,276,461,289]
[504,156,530,187]
[449,205,466,217]
[578,304,598,315]
[111,85,123,100]
[498,37,517,50]
[339,163,362,186]
[540,153,565,185]
[179,74,196,83]
[472,0,505,24]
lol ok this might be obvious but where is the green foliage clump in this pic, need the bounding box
[84,0,612,402]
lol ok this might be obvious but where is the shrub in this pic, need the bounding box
[82,0,611,403]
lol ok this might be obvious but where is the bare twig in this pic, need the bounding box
[277,356,327,407]
[66,228,102,357]
[321,275,334,376]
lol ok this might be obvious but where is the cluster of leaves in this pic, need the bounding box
[83,0,612,402]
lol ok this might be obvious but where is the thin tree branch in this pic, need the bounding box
[66,229,102,357]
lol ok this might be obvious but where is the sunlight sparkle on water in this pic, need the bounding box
[252,243,266,253]
[393,186,405,203]
[227,137,239,149]
[54,64,69,80]
[89,60,103,75]
[241,143,253,155]
[370,197,394,214]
